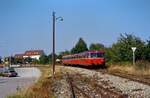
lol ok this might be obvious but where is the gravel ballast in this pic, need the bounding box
[61,66,150,98]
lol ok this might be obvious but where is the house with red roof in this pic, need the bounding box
[14,50,44,60]
[23,50,44,60]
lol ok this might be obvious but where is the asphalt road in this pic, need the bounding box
[0,67,41,98]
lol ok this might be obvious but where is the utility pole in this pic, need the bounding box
[9,55,11,68]
[52,11,63,77]
[52,12,56,77]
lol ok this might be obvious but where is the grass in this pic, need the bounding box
[108,61,150,76]
[7,66,56,98]
[0,73,4,77]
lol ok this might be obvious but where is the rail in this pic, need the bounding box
[66,72,91,98]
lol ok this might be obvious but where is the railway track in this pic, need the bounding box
[95,69,150,86]
[66,72,90,98]
[109,72,150,86]
[55,66,150,98]
[62,64,150,85]
[66,72,127,98]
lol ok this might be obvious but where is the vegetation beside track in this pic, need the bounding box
[0,72,4,76]
[107,62,150,85]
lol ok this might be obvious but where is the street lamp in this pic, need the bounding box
[131,47,136,65]
[52,12,63,77]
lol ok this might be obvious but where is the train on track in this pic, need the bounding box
[62,50,105,68]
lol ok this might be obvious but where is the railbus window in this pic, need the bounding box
[90,53,104,58]
[97,53,104,57]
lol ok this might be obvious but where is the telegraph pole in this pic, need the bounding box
[9,54,12,67]
[52,12,56,77]
[52,11,63,77]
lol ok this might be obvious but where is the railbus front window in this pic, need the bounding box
[90,53,97,58]
[90,53,104,58]
[97,53,104,57]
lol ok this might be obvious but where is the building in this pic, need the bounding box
[14,50,44,61]
[14,54,24,59]
[23,50,44,60]
[0,64,4,67]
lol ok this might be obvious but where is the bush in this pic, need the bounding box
[0,73,4,77]
[135,60,150,70]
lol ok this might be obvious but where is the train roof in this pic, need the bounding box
[84,50,104,53]
[62,50,104,58]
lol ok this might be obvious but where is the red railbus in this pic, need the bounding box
[62,51,105,68]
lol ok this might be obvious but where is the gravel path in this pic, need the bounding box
[60,66,150,98]
[0,67,41,98]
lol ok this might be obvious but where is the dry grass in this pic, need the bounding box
[8,66,56,98]
[108,63,150,76]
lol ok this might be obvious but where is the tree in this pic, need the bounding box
[89,43,104,50]
[58,50,70,59]
[110,33,145,62]
[24,57,32,64]
[39,55,49,64]
[0,56,2,64]
[71,38,88,54]
[32,59,39,64]
[60,50,70,55]
[104,47,115,62]
[6,56,15,65]
[13,58,24,64]
[143,39,150,61]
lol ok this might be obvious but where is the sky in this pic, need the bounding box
[0,0,150,57]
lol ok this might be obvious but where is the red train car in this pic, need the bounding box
[62,50,105,68]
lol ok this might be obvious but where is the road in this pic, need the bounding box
[0,67,41,98]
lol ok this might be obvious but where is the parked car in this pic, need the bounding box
[3,67,18,77]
